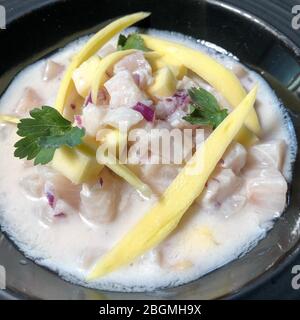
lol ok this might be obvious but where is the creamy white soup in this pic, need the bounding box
[0,14,297,292]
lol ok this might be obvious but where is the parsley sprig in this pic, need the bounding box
[14,106,85,165]
[183,87,228,129]
[117,33,149,51]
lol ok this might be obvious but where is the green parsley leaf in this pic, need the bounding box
[117,33,150,51]
[14,106,85,165]
[183,87,228,129]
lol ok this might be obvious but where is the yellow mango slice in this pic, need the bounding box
[87,85,258,280]
[235,125,258,147]
[55,12,150,113]
[96,128,127,158]
[147,66,177,98]
[0,115,19,124]
[106,161,153,198]
[91,49,136,103]
[61,85,84,121]
[52,144,104,185]
[96,138,153,198]
[140,34,260,136]
[146,53,187,79]
[72,56,103,98]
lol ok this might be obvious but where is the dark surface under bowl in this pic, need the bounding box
[0,0,299,299]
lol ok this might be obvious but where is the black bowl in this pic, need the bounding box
[0,0,299,300]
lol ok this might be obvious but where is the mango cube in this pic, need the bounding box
[147,67,177,98]
[72,56,102,98]
[146,53,187,79]
[52,144,103,184]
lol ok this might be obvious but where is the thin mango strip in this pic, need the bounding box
[0,115,19,124]
[91,49,137,103]
[96,135,153,198]
[55,12,150,113]
[87,85,258,280]
[106,161,153,198]
[140,34,260,136]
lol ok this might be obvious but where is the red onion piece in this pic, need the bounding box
[173,90,190,109]
[155,90,190,120]
[46,191,56,209]
[74,115,83,128]
[84,93,92,106]
[133,102,155,122]
[54,212,66,218]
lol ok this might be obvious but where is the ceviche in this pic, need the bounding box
[0,12,296,291]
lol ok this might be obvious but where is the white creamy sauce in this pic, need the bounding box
[0,28,297,292]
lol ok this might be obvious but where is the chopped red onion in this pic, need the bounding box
[173,90,190,109]
[133,102,155,122]
[74,115,83,128]
[155,90,190,120]
[54,212,66,218]
[46,191,56,209]
[84,93,92,106]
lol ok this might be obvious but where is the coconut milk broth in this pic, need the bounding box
[0,28,297,291]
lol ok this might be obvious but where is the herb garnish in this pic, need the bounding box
[183,87,228,129]
[117,33,149,51]
[14,106,85,165]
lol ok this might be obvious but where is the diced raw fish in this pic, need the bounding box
[97,43,116,58]
[247,140,286,171]
[19,172,45,199]
[103,106,143,129]
[47,174,81,210]
[138,164,181,195]
[43,60,64,81]
[167,109,190,129]
[155,91,190,120]
[104,70,146,108]
[96,88,110,106]
[221,142,247,174]
[82,103,107,136]
[245,168,287,218]
[113,52,153,88]
[14,87,43,116]
[155,98,177,120]
[218,194,247,218]
[80,169,120,224]
[200,168,242,205]
[177,76,198,90]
